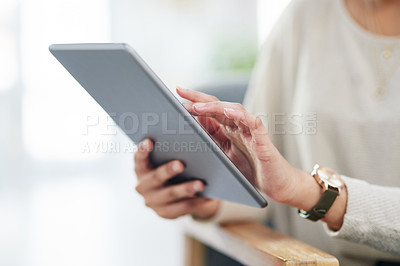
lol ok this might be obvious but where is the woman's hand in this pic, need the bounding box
[134,138,220,219]
[177,87,347,230]
[177,88,315,204]
[177,87,300,204]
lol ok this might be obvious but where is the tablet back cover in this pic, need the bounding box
[49,43,267,208]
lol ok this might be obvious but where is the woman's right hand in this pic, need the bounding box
[134,138,220,219]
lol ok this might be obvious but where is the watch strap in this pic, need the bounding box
[298,186,339,221]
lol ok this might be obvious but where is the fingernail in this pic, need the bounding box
[224,108,236,118]
[139,140,148,149]
[177,86,187,91]
[172,162,182,172]
[224,108,236,114]
[193,182,203,192]
[193,103,206,110]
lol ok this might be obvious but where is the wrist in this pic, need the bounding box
[289,167,347,230]
[286,168,323,210]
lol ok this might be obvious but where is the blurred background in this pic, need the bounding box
[0,0,290,265]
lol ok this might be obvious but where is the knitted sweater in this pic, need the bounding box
[207,0,400,265]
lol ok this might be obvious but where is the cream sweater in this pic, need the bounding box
[208,0,400,265]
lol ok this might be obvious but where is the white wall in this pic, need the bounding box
[0,0,290,265]
[110,0,258,89]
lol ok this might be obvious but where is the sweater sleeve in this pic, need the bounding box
[324,175,400,255]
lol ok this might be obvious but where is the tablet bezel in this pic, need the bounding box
[49,43,267,208]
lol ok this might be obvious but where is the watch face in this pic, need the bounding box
[317,168,344,188]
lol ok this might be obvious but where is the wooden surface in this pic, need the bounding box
[184,235,206,266]
[183,219,339,266]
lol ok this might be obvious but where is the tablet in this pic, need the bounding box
[49,43,267,208]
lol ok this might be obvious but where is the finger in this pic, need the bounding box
[134,138,154,177]
[184,101,234,128]
[183,100,238,136]
[192,101,244,115]
[144,180,205,207]
[182,100,231,149]
[176,87,219,103]
[155,197,214,219]
[192,102,244,128]
[197,116,230,145]
[182,102,194,113]
[224,108,250,127]
[222,108,250,134]
[138,160,184,192]
[224,108,270,146]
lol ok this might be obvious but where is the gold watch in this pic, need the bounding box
[298,164,345,221]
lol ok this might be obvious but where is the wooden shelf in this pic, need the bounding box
[184,219,339,266]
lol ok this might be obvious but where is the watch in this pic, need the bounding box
[298,164,345,221]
